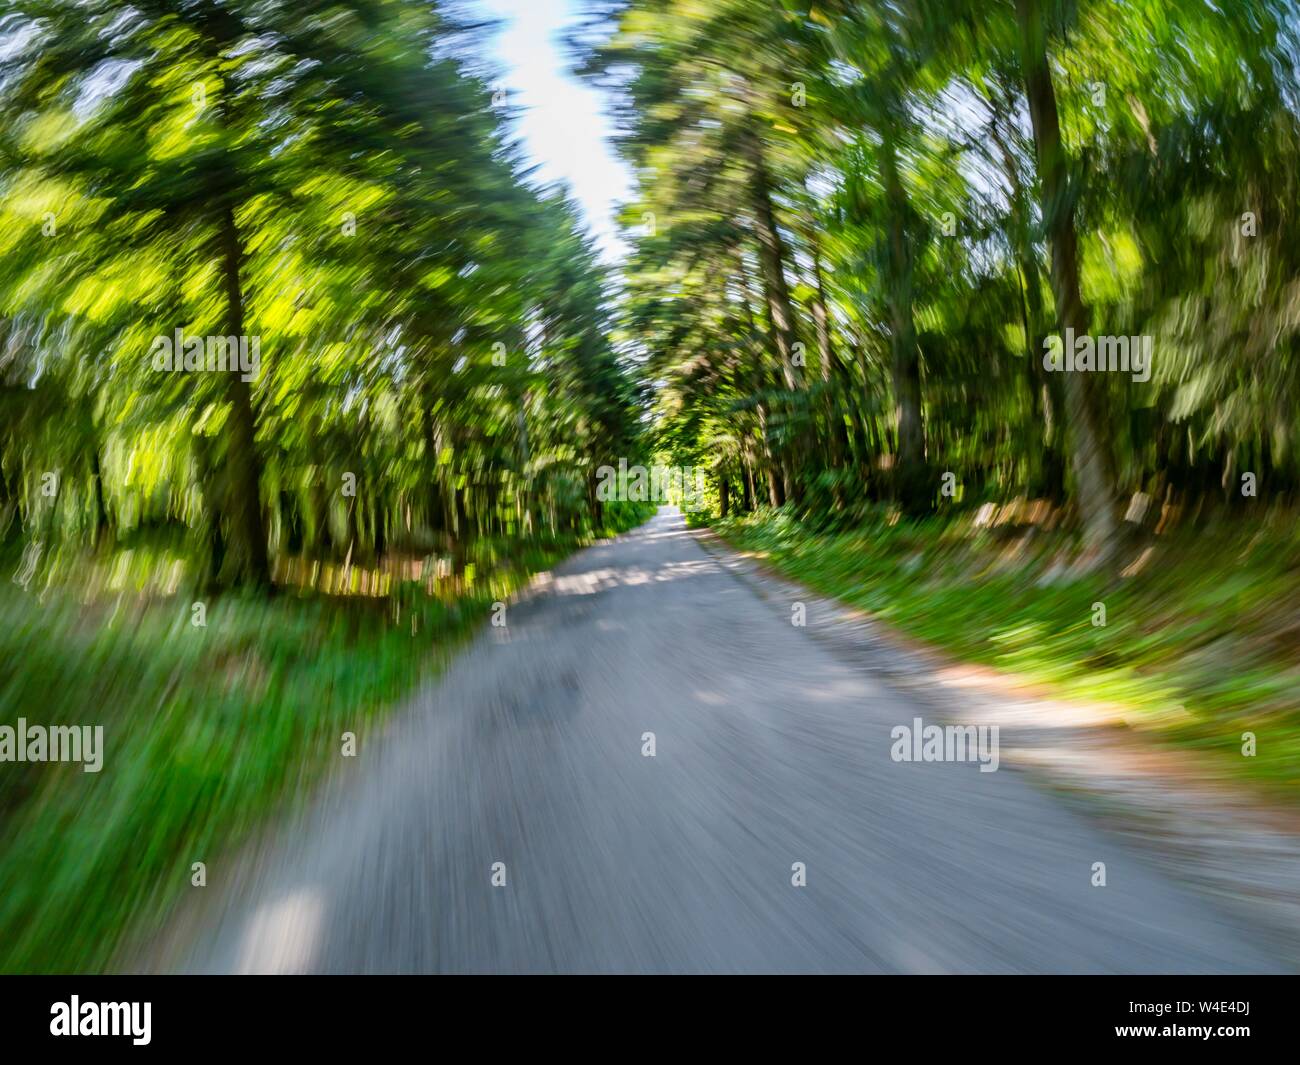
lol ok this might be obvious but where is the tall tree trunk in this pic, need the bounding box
[0,431,15,541]
[989,111,1067,503]
[89,437,109,547]
[1018,257,1067,502]
[345,492,359,556]
[744,129,803,502]
[281,488,304,554]
[454,481,469,540]
[218,203,271,587]
[766,467,782,508]
[780,456,796,505]
[879,129,929,516]
[422,394,455,548]
[755,397,784,506]
[747,135,801,392]
[1016,0,1117,564]
[192,14,270,587]
[372,493,386,559]
[193,432,226,590]
[808,243,847,508]
[735,254,787,507]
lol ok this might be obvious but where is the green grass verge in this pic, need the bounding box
[0,501,652,973]
[713,506,1300,794]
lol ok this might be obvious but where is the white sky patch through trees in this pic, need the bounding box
[471,0,631,263]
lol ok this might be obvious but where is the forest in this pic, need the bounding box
[582,0,1300,554]
[0,0,646,592]
[1,0,1298,972]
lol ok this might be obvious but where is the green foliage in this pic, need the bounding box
[584,0,1300,526]
[1,0,644,581]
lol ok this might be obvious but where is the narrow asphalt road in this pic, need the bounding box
[161,508,1285,973]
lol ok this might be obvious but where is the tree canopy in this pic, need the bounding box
[1,0,645,590]
[579,0,1300,561]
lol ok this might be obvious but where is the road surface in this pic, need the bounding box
[159,508,1285,973]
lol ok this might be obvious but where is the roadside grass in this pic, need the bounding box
[0,502,652,973]
[713,506,1300,794]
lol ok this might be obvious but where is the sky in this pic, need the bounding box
[469,0,631,263]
